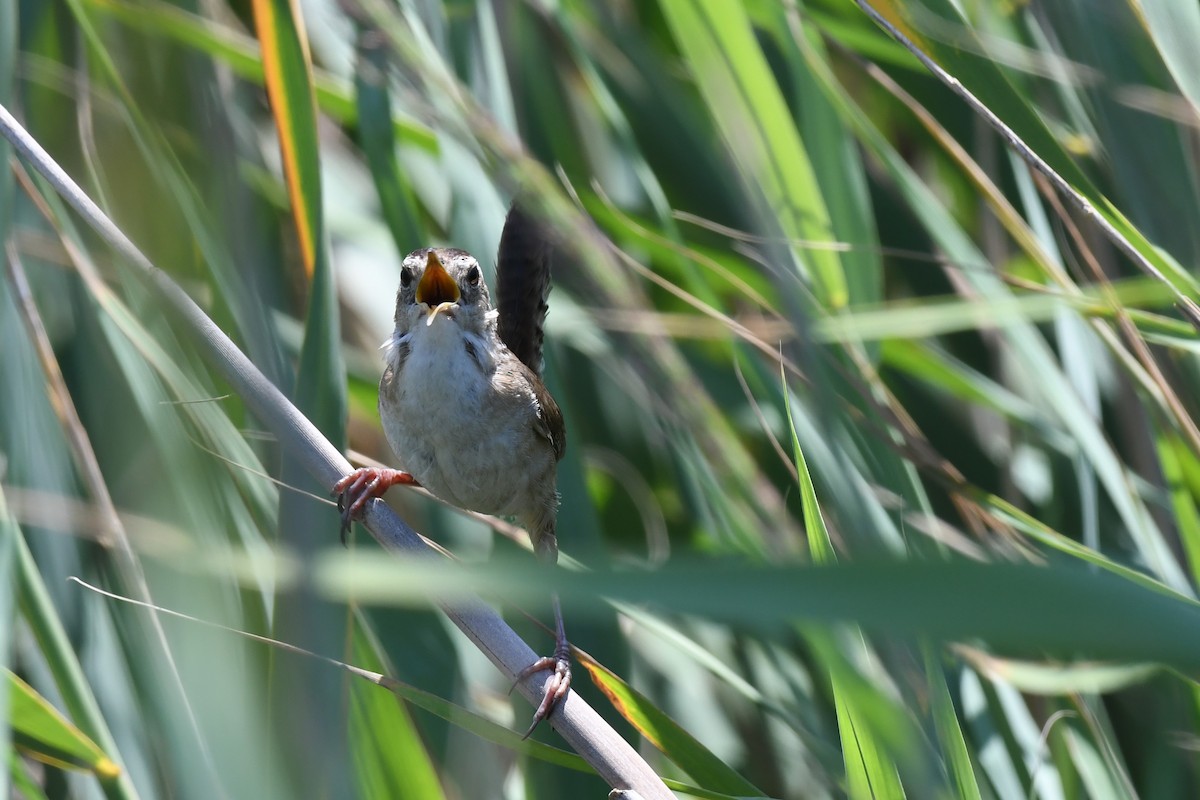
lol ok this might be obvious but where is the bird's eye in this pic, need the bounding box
[400,267,414,288]
[465,264,481,286]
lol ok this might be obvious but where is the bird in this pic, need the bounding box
[334,204,570,736]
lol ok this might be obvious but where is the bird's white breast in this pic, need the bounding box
[380,315,550,517]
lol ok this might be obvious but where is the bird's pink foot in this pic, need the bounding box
[333,467,418,542]
[511,623,571,738]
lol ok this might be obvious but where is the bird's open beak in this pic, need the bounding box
[416,250,460,326]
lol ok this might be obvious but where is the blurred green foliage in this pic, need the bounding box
[4,0,1200,797]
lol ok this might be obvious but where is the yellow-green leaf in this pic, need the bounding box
[579,654,762,796]
[250,0,322,278]
[9,670,120,779]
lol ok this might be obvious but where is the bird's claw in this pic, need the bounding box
[511,648,571,739]
[331,467,418,544]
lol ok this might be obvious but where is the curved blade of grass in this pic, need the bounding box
[577,653,762,796]
[814,278,1177,343]
[979,493,1189,601]
[1138,0,1200,117]
[771,5,882,308]
[881,340,1046,430]
[8,670,120,778]
[1062,724,1133,800]
[656,0,847,308]
[9,751,50,800]
[783,381,834,565]
[348,612,445,800]
[1074,697,1139,798]
[957,650,1159,696]
[924,647,983,799]
[783,375,905,797]
[13,527,139,800]
[976,670,1067,798]
[611,601,787,722]
[1156,430,1200,583]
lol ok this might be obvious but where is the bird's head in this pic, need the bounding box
[393,248,495,335]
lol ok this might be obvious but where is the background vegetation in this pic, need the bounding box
[4,0,1200,797]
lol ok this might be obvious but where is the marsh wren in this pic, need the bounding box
[335,205,570,735]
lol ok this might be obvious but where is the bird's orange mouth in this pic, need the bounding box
[416,250,460,325]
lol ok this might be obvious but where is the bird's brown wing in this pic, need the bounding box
[496,202,552,377]
[525,360,566,461]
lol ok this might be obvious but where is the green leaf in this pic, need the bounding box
[317,554,1200,670]
[957,650,1160,696]
[8,670,120,778]
[655,0,847,308]
[251,0,323,280]
[924,648,983,800]
[9,748,50,800]
[1139,0,1200,118]
[13,521,139,800]
[578,655,762,796]
[786,373,904,797]
[1157,430,1200,584]
[251,0,345,487]
[348,613,445,800]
